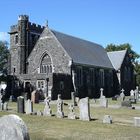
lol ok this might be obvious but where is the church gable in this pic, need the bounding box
[27,27,72,75]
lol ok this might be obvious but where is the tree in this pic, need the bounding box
[0,41,9,76]
[105,43,140,86]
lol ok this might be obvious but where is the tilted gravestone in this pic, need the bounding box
[119,89,125,102]
[43,97,52,116]
[0,114,30,140]
[79,97,90,121]
[17,96,25,113]
[25,99,33,114]
[68,104,76,119]
[57,94,64,118]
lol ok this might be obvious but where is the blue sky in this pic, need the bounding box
[0,0,140,61]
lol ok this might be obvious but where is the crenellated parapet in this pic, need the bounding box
[18,15,29,21]
[28,22,44,33]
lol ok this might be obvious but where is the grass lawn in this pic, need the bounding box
[0,99,140,140]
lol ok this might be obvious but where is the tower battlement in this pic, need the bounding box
[28,22,44,32]
[18,15,29,21]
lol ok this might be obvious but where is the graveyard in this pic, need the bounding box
[0,94,140,140]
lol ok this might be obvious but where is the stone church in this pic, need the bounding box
[8,15,135,99]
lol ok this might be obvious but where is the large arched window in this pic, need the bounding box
[40,53,52,74]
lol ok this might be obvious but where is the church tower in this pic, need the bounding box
[18,15,29,74]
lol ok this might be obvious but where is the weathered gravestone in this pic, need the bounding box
[0,103,3,111]
[79,97,90,121]
[31,90,39,104]
[43,97,52,116]
[37,110,43,116]
[0,114,30,140]
[57,94,64,118]
[17,96,25,113]
[68,104,76,119]
[134,86,139,101]
[3,102,8,111]
[119,89,125,102]
[71,92,76,106]
[99,88,108,108]
[103,115,112,124]
[25,99,33,114]
[121,100,132,107]
[134,117,140,127]
[130,90,136,103]
[0,94,3,111]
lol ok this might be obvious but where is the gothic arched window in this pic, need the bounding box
[40,53,52,74]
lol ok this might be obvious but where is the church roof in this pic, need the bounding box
[51,30,113,69]
[107,50,127,70]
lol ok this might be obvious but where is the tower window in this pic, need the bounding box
[15,35,18,44]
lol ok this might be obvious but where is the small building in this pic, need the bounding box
[108,50,135,95]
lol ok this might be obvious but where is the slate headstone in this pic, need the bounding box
[17,96,24,113]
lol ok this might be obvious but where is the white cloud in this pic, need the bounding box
[0,32,9,42]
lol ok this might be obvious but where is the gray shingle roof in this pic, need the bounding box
[107,50,127,70]
[52,30,113,69]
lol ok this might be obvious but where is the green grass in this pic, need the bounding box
[1,100,140,140]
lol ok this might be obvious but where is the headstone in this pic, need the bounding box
[134,86,139,101]
[0,114,30,140]
[130,90,134,97]
[24,92,28,101]
[103,115,112,124]
[134,117,140,127]
[17,96,24,113]
[0,94,3,111]
[100,88,104,97]
[3,102,8,110]
[68,104,76,119]
[0,93,3,103]
[79,97,90,121]
[25,99,33,114]
[121,100,132,107]
[0,103,3,111]
[31,90,39,103]
[130,90,136,103]
[71,92,76,106]
[57,94,64,118]
[43,97,52,116]
[99,88,108,108]
[120,89,125,101]
[37,110,43,116]
[9,95,13,102]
